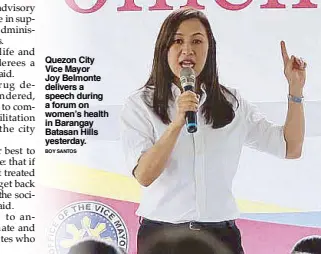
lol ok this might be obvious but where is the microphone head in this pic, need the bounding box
[179,67,196,89]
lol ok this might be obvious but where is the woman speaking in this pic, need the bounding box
[120,8,306,254]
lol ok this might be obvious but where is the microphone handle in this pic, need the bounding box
[186,111,197,133]
[183,84,197,133]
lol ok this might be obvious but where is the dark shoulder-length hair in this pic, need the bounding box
[143,8,239,128]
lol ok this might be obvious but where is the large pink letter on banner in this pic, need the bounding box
[149,0,205,10]
[260,0,285,8]
[149,0,173,11]
[181,0,205,10]
[65,0,106,13]
[215,0,252,11]
[117,0,142,12]
[292,0,317,8]
[261,0,317,8]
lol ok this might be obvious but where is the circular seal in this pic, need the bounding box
[47,201,129,254]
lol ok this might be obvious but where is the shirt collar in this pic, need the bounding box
[171,83,207,107]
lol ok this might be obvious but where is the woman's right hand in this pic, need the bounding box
[172,91,199,128]
[131,90,199,187]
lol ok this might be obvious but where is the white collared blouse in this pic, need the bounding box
[120,84,286,223]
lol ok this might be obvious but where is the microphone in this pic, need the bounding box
[180,67,197,133]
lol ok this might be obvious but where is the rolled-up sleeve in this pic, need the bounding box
[242,97,286,159]
[120,96,155,175]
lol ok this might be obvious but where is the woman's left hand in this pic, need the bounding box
[281,40,307,96]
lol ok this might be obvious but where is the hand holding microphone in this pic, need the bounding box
[173,67,199,133]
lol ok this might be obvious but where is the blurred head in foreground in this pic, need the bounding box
[67,239,125,254]
[291,235,321,254]
[140,226,233,254]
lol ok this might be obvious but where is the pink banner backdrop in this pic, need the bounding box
[65,0,318,13]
